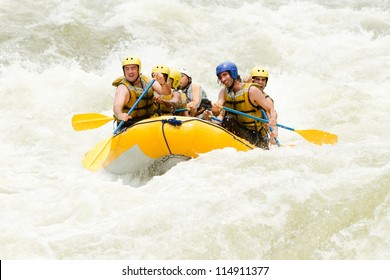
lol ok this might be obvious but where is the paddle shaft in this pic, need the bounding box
[211,116,222,122]
[222,106,295,131]
[174,108,188,113]
[113,79,156,135]
[222,106,338,146]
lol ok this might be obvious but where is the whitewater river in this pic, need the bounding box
[0,0,389,261]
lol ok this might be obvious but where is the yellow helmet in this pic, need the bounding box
[121,55,141,73]
[151,64,170,82]
[169,68,181,89]
[151,64,170,76]
[250,66,269,78]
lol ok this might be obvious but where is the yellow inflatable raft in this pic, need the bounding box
[83,116,254,174]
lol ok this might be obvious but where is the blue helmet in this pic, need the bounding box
[216,61,238,79]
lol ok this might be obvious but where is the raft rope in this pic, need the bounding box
[161,117,183,154]
[162,117,183,126]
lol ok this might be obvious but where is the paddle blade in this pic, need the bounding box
[295,129,338,146]
[72,113,114,131]
[82,136,113,171]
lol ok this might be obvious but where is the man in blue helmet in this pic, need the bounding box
[211,61,277,149]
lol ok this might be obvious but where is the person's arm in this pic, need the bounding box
[150,73,171,95]
[178,92,189,116]
[243,75,252,83]
[264,98,279,141]
[168,91,181,108]
[265,97,278,124]
[113,84,131,121]
[211,89,225,117]
[154,91,181,112]
[185,84,201,116]
[188,84,201,108]
[249,86,277,127]
[162,91,180,110]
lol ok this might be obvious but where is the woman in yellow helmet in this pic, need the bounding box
[151,65,182,116]
[168,68,189,116]
[112,56,171,129]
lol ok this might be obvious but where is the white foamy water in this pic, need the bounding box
[0,0,389,260]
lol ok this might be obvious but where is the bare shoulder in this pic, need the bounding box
[116,84,129,95]
[217,88,225,100]
[248,84,263,97]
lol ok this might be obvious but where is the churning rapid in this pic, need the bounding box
[0,0,389,259]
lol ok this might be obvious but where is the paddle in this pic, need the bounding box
[72,108,190,132]
[174,107,189,113]
[82,79,156,171]
[261,109,280,147]
[72,113,114,131]
[222,106,338,146]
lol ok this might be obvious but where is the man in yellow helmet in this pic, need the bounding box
[244,66,274,102]
[245,66,279,145]
[113,56,171,129]
[248,67,269,89]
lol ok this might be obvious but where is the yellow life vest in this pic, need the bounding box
[173,91,188,116]
[113,75,156,119]
[112,76,124,87]
[154,91,188,116]
[224,83,266,131]
[154,92,175,115]
[178,92,187,109]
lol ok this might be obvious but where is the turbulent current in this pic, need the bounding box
[0,0,389,259]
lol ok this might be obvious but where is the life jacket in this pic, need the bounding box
[179,91,187,108]
[112,75,156,119]
[154,92,175,116]
[181,83,208,108]
[224,83,267,132]
[166,91,188,116]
